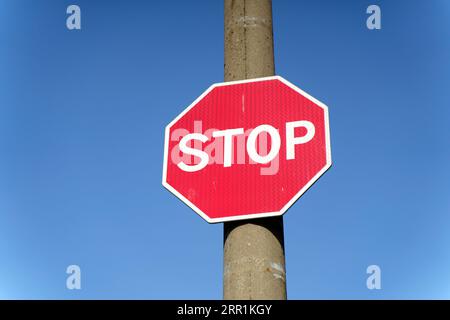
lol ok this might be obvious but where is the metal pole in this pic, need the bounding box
[223,0,287,300]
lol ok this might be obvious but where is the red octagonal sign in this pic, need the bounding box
[162,76,331,223]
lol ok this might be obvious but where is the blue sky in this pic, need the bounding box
[0,0,449,299]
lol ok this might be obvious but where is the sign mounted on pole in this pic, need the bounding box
[162,76,331,223]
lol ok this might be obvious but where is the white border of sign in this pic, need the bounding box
[162,76,332,223]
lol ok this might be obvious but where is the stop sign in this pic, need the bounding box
[162,76,331,223]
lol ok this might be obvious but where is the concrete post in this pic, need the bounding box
[223,0,287,300]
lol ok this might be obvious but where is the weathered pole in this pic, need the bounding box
[223,0,287,300]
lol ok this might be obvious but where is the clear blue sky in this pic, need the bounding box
[1,0,449,299]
